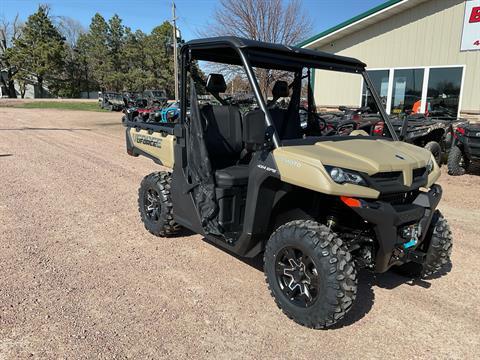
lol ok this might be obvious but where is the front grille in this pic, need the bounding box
[371,171,402,180]
[370,172,402,186]
[378,190,419,205]
[413,167,426,179]
[369,171,403,194]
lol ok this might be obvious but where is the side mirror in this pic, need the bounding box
[243,110,269,151]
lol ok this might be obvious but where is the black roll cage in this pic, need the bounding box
[179,36,398,145]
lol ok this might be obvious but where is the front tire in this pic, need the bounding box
[448,145,468,176]
[264,220,357,329]
[138,172,181,237]
[424,141,442,166]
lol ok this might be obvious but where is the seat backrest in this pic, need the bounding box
[206,74,227,93]
[269,108,288,138]
[243,107,303,144]
[272,81,289,98]
[201,104,243,169]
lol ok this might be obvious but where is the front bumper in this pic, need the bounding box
[351,185,442,272]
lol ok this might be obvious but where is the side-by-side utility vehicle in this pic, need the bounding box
[123,37,452,329]
[448,121,480,175]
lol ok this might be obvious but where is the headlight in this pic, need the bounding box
[426,157,434,174]
[326,166,367,186]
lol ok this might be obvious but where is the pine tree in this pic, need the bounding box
[81,13,110,91]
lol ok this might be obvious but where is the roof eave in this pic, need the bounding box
[297,0,406,48]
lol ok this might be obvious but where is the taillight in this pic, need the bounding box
[454,127,465,139]
[373,121,384,135]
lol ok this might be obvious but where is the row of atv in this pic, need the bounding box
[312,106,480,176]
[99,89,169,112]
[122,100,180,124]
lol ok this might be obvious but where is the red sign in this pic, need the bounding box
[462,1,480,51]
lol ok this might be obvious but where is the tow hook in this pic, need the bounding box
[401,224,422,249]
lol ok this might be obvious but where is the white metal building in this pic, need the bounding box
[299,0,480,119]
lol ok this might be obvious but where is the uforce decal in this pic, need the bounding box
[133,134,163,148]
[257,164,278,174]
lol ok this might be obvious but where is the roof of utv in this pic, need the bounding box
[184,36,366,73]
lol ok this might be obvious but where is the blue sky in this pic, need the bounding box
[0,0,386,42]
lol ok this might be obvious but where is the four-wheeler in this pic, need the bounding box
[317,106,382,136]
[375,114,460,165]
[448,121,480,175]
[143,89,168,108]
[123,37,452,329]
[123,91,147,108]
[100,91,124,111]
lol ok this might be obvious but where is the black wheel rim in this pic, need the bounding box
[275,246,320,307]
[144,188,160,221]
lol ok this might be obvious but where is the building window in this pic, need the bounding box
[427,67,463,117]
[361,66,464,117]
[390,68,424,114]
[361,70,389,111]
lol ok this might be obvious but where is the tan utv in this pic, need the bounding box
[124,37,452,329]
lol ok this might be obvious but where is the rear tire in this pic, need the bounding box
[448,145,468,176]
[264,220,357,329]
[424,141,442,166]
[138,172,181,237]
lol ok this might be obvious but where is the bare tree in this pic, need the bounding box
[56,16,85,48]
[0,14,22,97]
[210,0,311,44]
[202,0,312,96]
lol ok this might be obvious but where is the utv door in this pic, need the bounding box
[170,80,221,236]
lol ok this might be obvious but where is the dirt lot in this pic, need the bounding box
[0,107,479,359]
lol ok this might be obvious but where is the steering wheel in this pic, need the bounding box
[313,113,328,132]
[299,107,327,133]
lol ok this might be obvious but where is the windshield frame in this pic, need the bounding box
[180,40,399,147]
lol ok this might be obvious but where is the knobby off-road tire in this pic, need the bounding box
[138,172,181,237]
[447,145,468,176]
[424,141,442,167]
[396,211,452,278]
[264,220,357,329]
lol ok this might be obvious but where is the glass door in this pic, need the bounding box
[426,67,464,117]
[390,69,424,115]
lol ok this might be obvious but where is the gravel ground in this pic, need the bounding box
[0,108,479,359]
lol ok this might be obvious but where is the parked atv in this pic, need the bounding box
[448,121,480,175]
[336,106,383,135]
[123,92,146,108]
[375,114,460,165]
[143,89,168,108]
[326,106,382,135]
[101,91,124,111]
[123,36,451,329]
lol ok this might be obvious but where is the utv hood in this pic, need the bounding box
[273,138,440,198]
[311,139,430,174]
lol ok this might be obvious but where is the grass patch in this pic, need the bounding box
[4,101,109,112]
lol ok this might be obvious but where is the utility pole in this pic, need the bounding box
[172,1,179,101]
